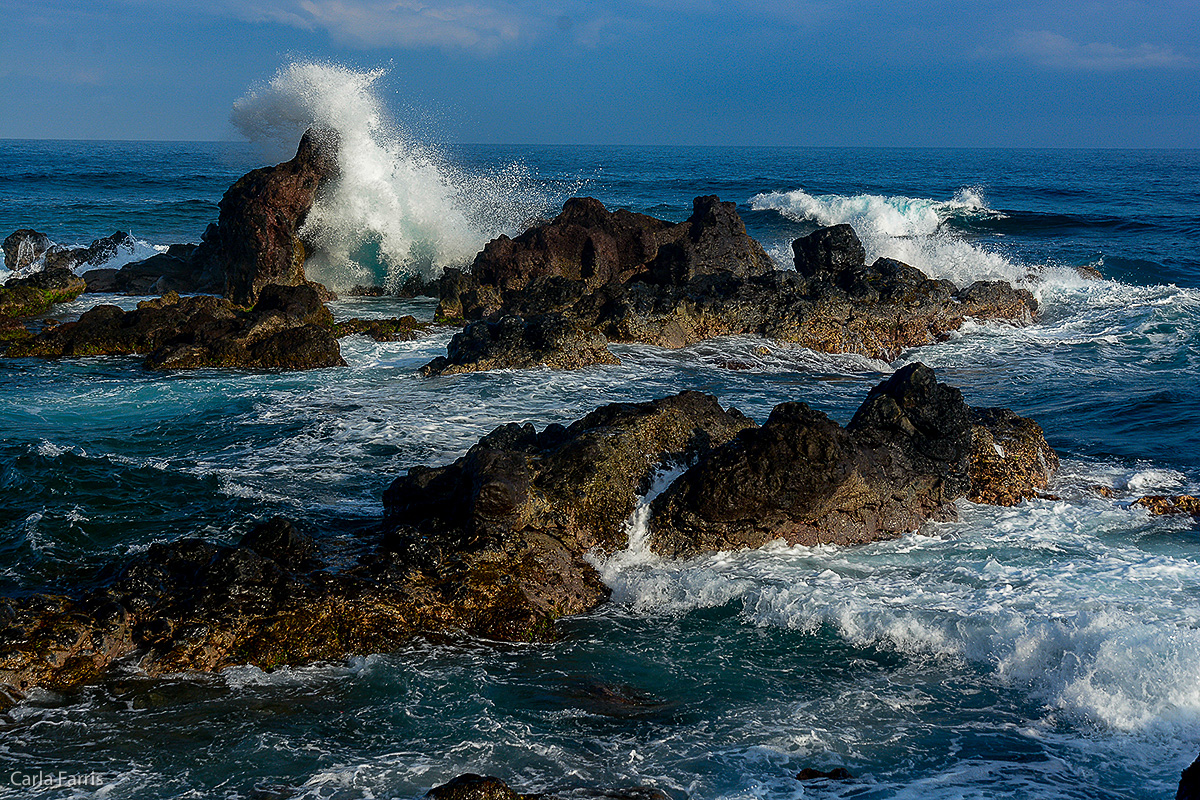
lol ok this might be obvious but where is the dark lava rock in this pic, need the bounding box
[383,391,756,558]
[3,229,52,272]
[6,283,345,371]
[1179,753,1200,800]
[649,363,973,557]
[42,231,135,273]
[426,774,528,800]
[82,243,216,295]
[0,369,1059,708]
[791,223,865,279]
[332,315,431,342]
[443,195,773,320]
[438,209,1037,360]
[192,127,340,306]
[421,313,620,376]
[796,767,853,781]
[967,407,1059,505]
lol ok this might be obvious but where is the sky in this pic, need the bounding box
[0,0,1197,147]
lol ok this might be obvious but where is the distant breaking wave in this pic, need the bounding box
[230,62,553,291]
[749,187,1046,288]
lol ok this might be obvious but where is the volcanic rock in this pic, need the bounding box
[0,368,1059,708]
[382,391,757,558]
[6,283,345,370]
[3,229,52,272]
[967,407,1059,505]
[1132,495,1200,516]
[42,231,135,273]
[0,266,87,343]
[192,127,340,306]
[437,205,1037,361]
[648,363,973,557]
[82,243,216,295]
[421,313,619,376]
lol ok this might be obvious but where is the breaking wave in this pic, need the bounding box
[230,62,552,291]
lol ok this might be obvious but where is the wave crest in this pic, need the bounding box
[231,62,551,291]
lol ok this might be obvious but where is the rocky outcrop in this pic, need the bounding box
[648,363,974,557]
[382,392,757,557]
[967,407,1059,505]
[5,283,345,370]
[3,229,52,273]
[81,243,218,295]
[190,127,340,306]
[332,315,431,342]
[421,313,619,376]
[0,266,87,343]
[0,369,1058,707]
[1132,495,1200,516]
[436,205,1037,363]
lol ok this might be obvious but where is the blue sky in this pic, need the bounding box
[1,0,1197,146]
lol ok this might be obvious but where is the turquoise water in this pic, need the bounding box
[2,129,1200,799]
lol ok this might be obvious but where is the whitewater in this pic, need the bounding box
[3,64,1200,799]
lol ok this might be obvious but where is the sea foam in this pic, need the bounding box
[230,62,552,291]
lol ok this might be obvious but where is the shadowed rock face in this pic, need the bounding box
[2,229,52,272]
[192,127,340,306]
[0,368,1057,708]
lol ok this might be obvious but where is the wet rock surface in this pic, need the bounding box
[3,229,53,272]
[648,363,974,557]
[967,407,1060,505]
[190,127,340,306]
[421,312,620,376]
[0,266,88,343]
[5,283,346,370]
[0,367,1057,707]
[435,201,1037,364]
[1132,494,1200,516]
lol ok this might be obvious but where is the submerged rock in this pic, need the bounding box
[6,283,345,370]
[421,313,619,376]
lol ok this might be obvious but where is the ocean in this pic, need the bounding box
[2,64,1200,799]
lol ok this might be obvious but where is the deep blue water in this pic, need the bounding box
[2,132,1200,800]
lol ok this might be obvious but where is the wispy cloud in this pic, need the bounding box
[241,0,535,51]
[1013,30,1193,71]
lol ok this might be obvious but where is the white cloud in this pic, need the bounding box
[241,0,538,50]
[1013,30,1193,71]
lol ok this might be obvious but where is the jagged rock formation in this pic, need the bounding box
[192,127,340,306]
[0,366,1057,707]
[433,202,1037,366]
